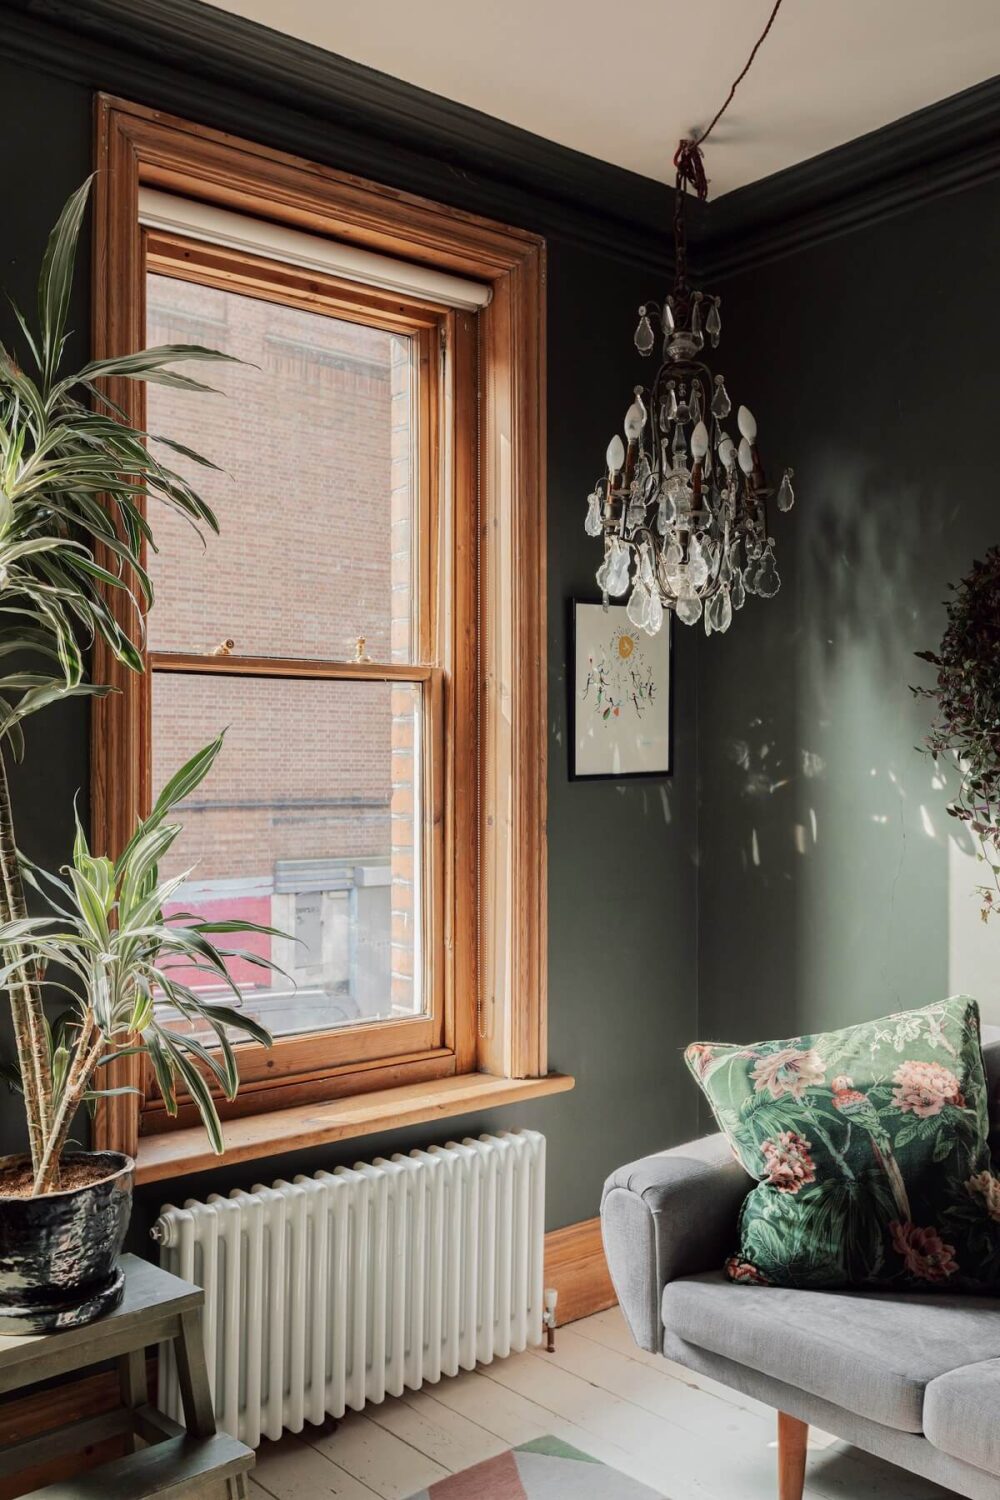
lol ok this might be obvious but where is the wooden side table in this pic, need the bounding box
[0,1254,253,1499]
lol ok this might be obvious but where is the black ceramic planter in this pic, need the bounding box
[0,1151,134,1333]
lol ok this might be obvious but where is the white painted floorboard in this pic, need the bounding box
[247,1306,960,1500]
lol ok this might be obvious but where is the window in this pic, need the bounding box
[91,97,549,1165]
[146,277,429,1034]
[136,228,471,1130]
[138,236,455,1128]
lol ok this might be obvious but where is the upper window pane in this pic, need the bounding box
[145,271,415,662]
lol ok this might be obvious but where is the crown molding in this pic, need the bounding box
[694,74,1000,280]
[4,0,673,272]
[4,1,1000,284]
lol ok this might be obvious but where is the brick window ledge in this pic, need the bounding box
[134,1073,574,1185]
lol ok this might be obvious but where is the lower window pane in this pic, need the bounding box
[151,673,424,1041]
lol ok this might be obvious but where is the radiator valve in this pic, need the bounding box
[542,1287,558,1352]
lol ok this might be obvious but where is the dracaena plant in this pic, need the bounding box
[3,734,282,1193]
[0,177,274,1194]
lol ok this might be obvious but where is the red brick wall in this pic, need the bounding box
[144,275,419,1017]
[146,276,412,882]
[146,275,401,662]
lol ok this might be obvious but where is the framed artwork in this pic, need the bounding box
[570,601,672,780]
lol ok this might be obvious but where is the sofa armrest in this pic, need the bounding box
[600,1133,751,1353]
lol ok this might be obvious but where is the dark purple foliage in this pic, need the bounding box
[914,546,1000,918]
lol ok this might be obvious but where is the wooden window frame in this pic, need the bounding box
[139,237,463,1133]
[91,95,548,1161]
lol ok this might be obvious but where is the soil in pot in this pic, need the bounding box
[0,1156,116,1198]
[0,1151,134,1334]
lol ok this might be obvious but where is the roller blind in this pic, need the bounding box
[138,188,492,312]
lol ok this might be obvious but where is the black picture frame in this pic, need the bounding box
[569,599,673,782]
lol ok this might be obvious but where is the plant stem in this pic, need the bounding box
[31,1014,102,1196]
[0,747,51,1172]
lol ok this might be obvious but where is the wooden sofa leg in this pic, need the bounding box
[777,1412,808,1500]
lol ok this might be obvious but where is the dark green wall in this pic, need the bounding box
[696,175,1000,1048]
[0,53,96,1161]
[5,3,995,1237]
[0,45,700,1232]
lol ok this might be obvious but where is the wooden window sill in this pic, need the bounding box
[133,1072,575,1185]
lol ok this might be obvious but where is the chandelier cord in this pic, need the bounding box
[673,0,786,201]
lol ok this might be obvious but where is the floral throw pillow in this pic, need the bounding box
[686,996,1000,1291]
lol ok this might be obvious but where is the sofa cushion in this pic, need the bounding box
[684,996,1000,1291]
[982,1023,1000,1155]
[924,1359,1000,1476]
[663,1270,1000,1434]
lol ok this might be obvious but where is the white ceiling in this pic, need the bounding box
[206,0,1000,196]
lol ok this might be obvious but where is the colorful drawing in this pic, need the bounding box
[581,627,657,722]
[572,603,671,779]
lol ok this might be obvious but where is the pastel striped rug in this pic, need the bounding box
[405,1435,667,1497]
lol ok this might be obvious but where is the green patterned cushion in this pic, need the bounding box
[685,996,1000,1291]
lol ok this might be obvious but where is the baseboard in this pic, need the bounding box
[544,1216,618,1327]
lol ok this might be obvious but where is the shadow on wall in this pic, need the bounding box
[699,445,963,1044]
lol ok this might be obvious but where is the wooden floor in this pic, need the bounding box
[246,1307,960,1500]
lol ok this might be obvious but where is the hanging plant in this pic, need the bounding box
[913,547,1000,921]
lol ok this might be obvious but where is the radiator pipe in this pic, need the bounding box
[542,1287,558,1352]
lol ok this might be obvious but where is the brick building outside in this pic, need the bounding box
[146,274,419,1039]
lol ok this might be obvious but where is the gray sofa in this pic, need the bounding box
[601,1027,1000,1500]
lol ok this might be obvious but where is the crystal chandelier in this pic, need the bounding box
[584,12,794,637]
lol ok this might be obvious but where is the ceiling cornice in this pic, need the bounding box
[4,0,1000,284]
[695,73,1000,280]
[5,0,673,272]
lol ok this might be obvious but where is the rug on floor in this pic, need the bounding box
[405,1434,667,1498]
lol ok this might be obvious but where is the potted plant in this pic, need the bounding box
[0,180,278,1330]
[914,546,1000,920]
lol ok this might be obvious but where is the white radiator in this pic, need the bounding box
[152,1129,545,1445]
